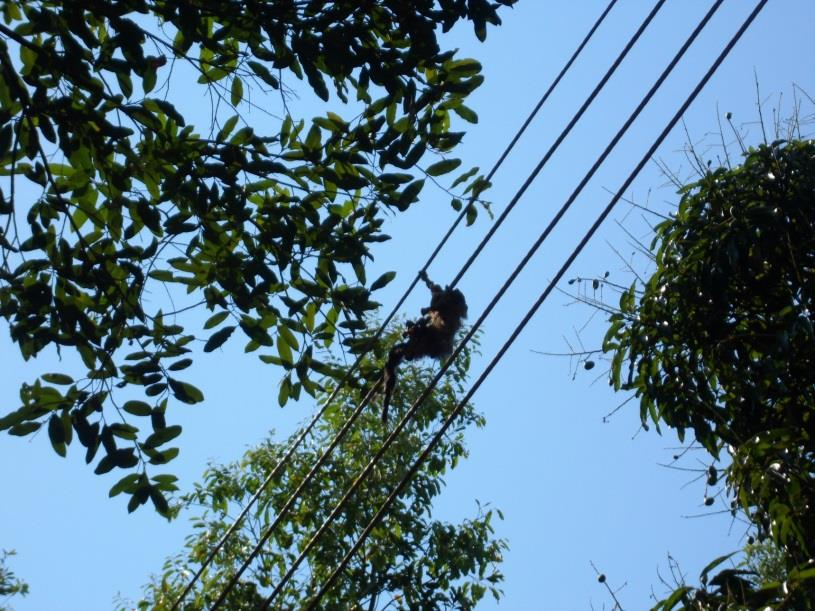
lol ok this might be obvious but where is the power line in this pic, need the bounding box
[190,3,621,608]
[453,0,663,288]
[305,1,768,605]
[254,0,683,606]
[474,0,620,203]
[216,2,663,605]
[259,0,708,601]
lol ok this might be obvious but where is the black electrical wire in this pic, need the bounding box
[213,3,662,607]
[186,3,621,609]
[255,0,688,606]
[306,1,768,606]
[449,0,664,288]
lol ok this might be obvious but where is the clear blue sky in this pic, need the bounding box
[2,2,814,609]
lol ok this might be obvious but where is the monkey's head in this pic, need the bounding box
[432,287,467,322]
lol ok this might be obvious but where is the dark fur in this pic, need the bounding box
[381,271,467,423]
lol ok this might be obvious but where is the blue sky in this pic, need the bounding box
[2,1,814,609]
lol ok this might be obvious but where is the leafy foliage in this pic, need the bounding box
[741,539,787,586]
[605,140,815,608]
[0,0,513,511]
[0,550,29,610]
[135,326,506,610]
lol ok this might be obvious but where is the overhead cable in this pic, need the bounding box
[185,2,622,608]
[253,1,690,606]
[305,1,767,606]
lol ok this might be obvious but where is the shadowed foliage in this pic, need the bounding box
[0,0,514,512]
[605,139,815,608]
[136,327,506,610]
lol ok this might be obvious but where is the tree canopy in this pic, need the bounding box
[604,139,815,608]
[0,0,514,513]
[135,327,506,610]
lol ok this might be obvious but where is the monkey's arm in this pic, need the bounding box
[418,270,443,295]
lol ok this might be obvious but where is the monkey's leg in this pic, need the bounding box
[382,343,406,424]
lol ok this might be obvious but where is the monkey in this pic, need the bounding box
[381,271,468,423]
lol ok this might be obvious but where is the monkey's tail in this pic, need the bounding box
[381,344,405,424]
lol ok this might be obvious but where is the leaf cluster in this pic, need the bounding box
[136,326,505,610]
[0,0,514,511]
[0,549,29,610]
[604,140,815,608]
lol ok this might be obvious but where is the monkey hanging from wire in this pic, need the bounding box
[381,270,468,423]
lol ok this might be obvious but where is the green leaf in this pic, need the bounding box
[127,486,150,513]
[453,105,478,123]
[0,124,12,157]
[653,586,692,610]
[151,474,178,486]
[204,326,236,352]
[143,66,157,94]
[426,158,462,177]
[230,127,253,145]
[278,376,290,407]
[150,487,170,515]
[116,71,133,98]
[380,172,413,185]
[204,311,229,329]
[259,354,284,366]
[247,61,279,89]
[217,115,239,141]
[465,203,478,226]
[352,261,366,285]
[145,382,168,397]
[305,124,322,150]
[110,423,139,441]
[230,76,244,106]
[48,414,67,457]
[446,58,482,78]
[143,425,182,449]
[450,166,478,189]
[94,455,116,475]
[280,115,293,147]
[0,406,29,431]
[398,179,425,209]
[148,269,174,282]
[168,379,204,404]
[123,400,152,417]
[146,447,179,465]
[109,473,140,497]
[700,552,737,584]
[9,421,41,436]
[370,271,396,291]
[42,373,74,385]
[168,358,193,371]
[277,332,294,366]
[278,325,300,352]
